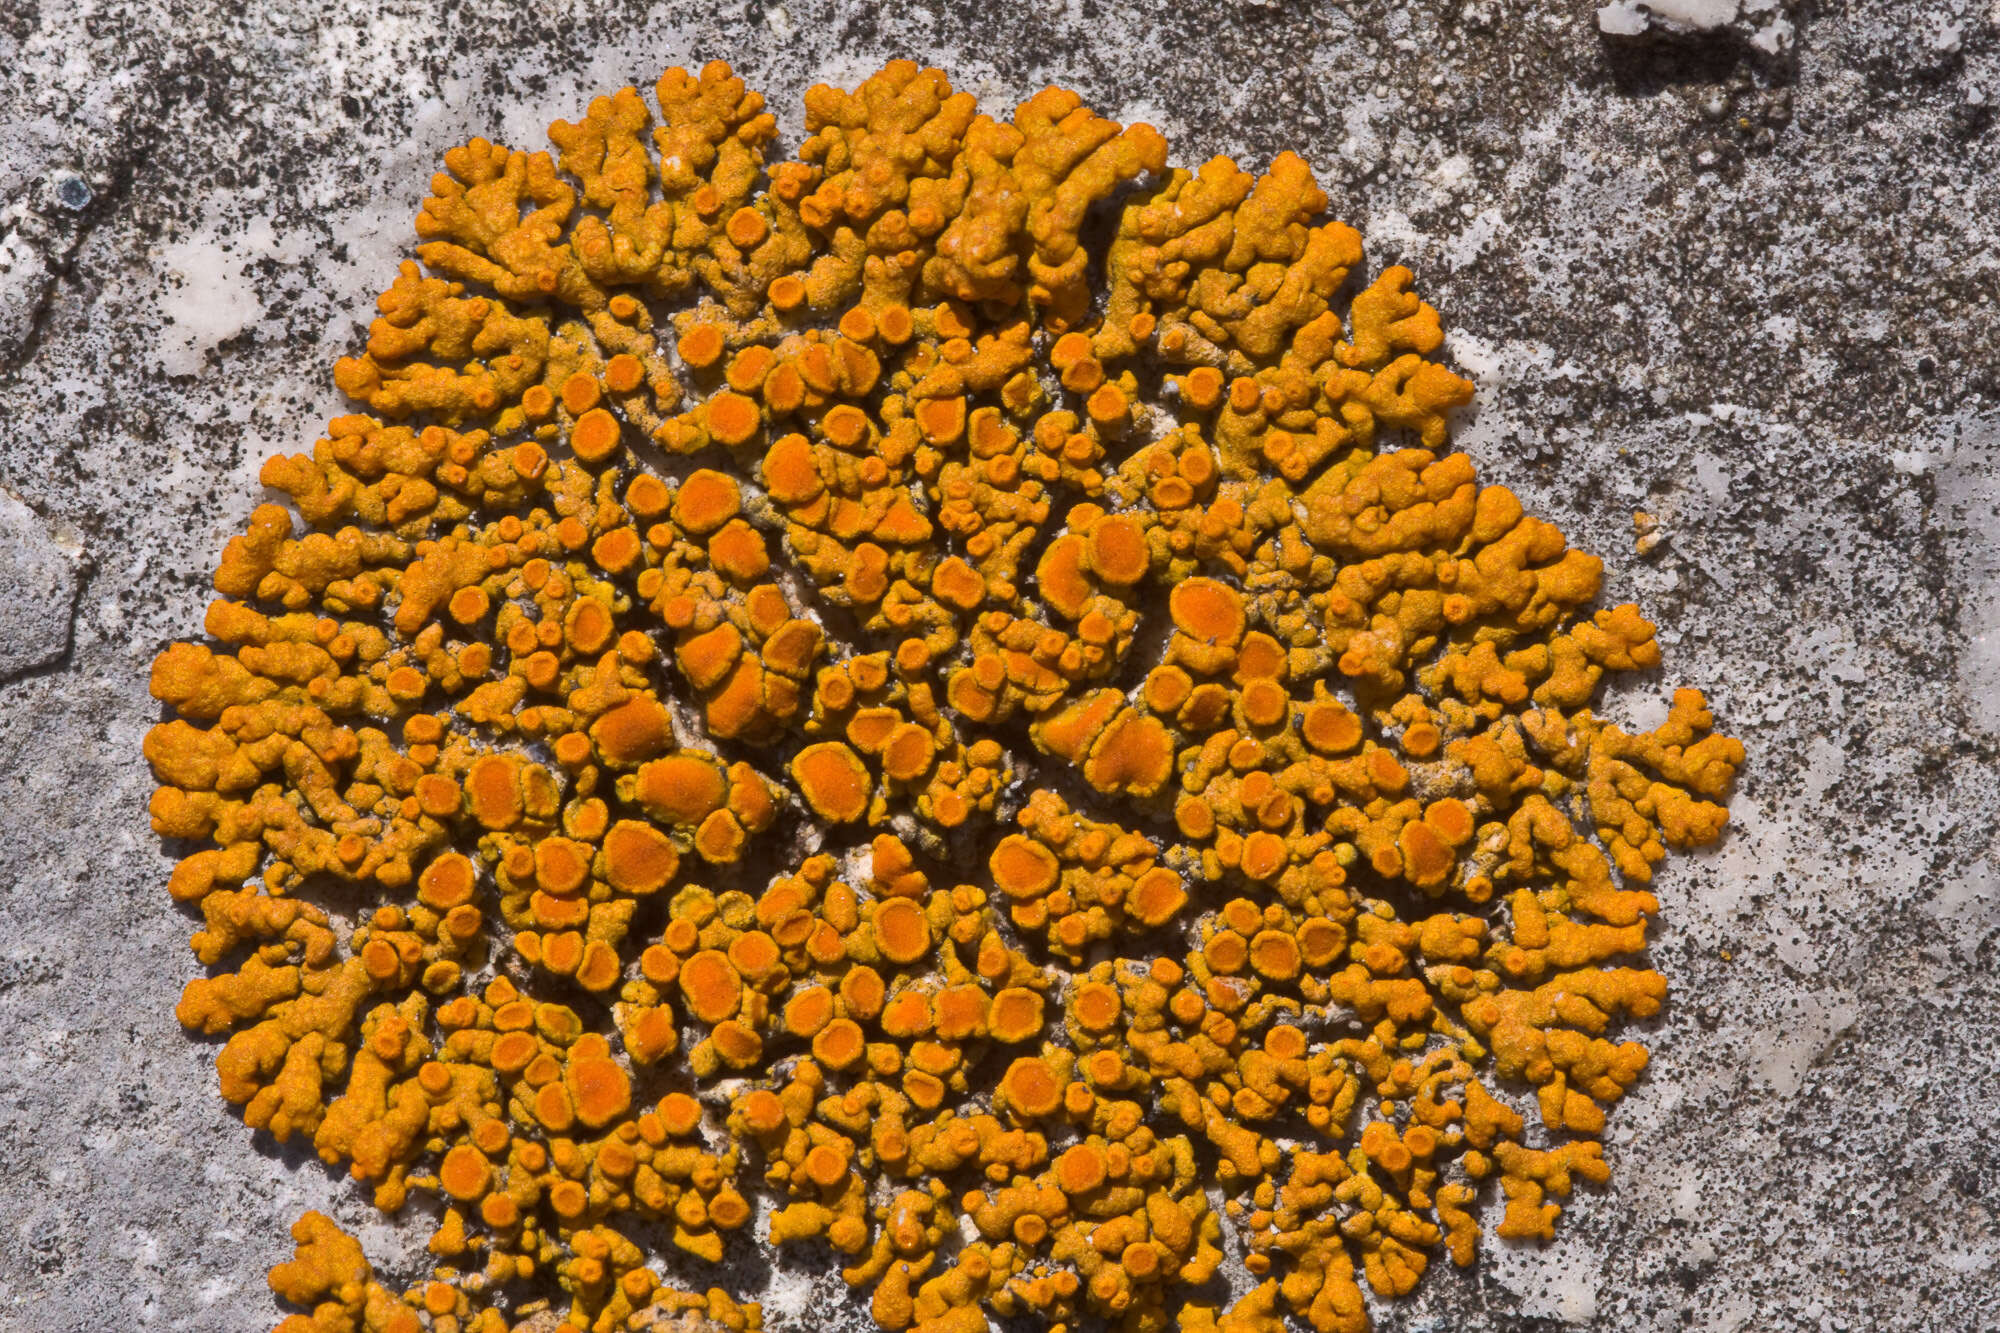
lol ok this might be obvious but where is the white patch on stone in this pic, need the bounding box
[1798,735,1846,802]
[1597,0,1742,35]
[1596,0,1794,49]
[1444,206,1504,269]
[153,203,274,376]
[1442,329,1588,393]
[1487,1232,1603,1324]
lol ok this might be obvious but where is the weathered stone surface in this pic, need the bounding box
[0,486,79,678]
[0,1,1995,1329]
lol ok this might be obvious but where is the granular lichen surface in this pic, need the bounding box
[143,60,1742,1333]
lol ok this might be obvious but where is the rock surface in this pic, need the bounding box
[0,484,80,678]
[1,1,1995,1330]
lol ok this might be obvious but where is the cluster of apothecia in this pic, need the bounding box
[146,60,1742,1333]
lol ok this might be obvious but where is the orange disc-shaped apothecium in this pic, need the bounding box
[678,950,742,1025]
[1001,1057,1065,1119]
[438,1145,493,1201]
[873,898,930,965]
[1085,514,1149,585]
[533,837,590,895]
[674,469,742,534]
[784,985,835,1038]
[571,408,622,463]
[601,820,678,894]
[1169,578,1246,645]
[567,1056,633,1129]
[632,754,727,825]
[147,57,1742,1333]
[417,852,476,910]
[1072,982,1122,1033]
[1249,929,1302,981]
[1055,1142,1108,1194]
[626,1006,677,1064]
[988,988,1045,1043]
[792,742,871,823]
[990,835,1059,900]
[811,1018,865,1071]
[463,755,522,829]
[1128,867,1187,927]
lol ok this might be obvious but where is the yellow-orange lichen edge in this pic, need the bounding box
[147,58,1742,1333]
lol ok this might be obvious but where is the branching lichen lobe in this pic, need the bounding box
[146,59,1743,1333]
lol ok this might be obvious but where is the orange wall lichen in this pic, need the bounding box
[147,58,1741,1333]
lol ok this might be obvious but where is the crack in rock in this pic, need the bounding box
[0,175,103,377]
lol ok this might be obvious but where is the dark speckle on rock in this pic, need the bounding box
[2,1,1998,1330]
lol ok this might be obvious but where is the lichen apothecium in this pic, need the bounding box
[146,59,1743,1333]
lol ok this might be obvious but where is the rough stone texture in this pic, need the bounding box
[0,484,81,678]
[0,2,1994,1330]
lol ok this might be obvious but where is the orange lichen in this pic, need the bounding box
[792,741,872,824]
[151,59,1739,1333]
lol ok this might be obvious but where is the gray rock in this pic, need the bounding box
[1,1,1996,1331]
[0,485,79,678]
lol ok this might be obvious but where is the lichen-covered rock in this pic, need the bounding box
[146,59,1740,1333]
